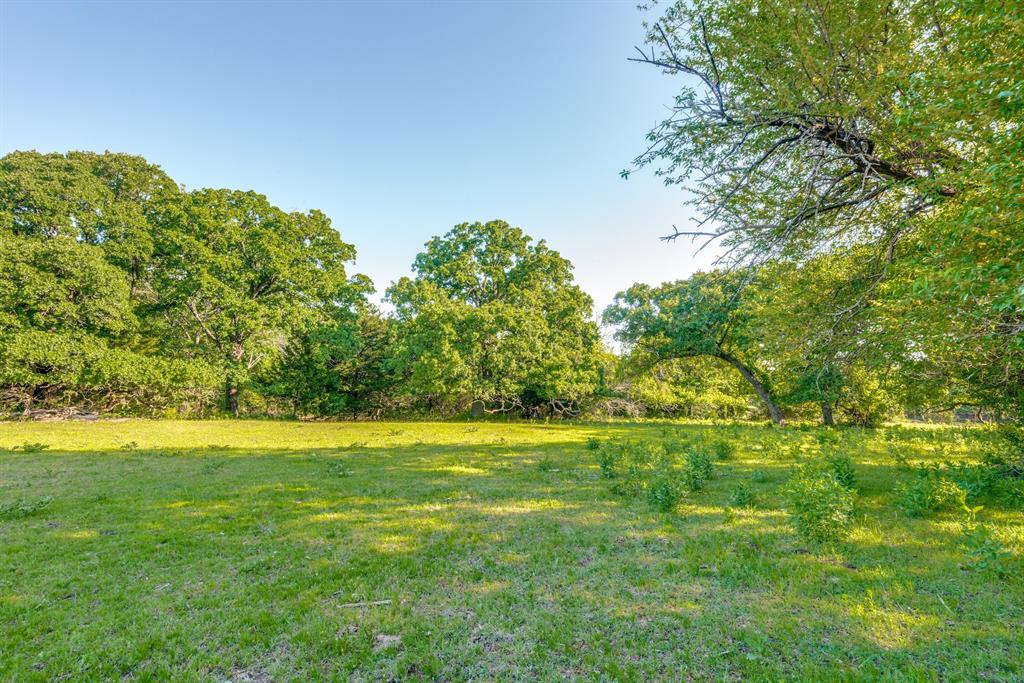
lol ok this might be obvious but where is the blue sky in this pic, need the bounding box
[0,0,716,315]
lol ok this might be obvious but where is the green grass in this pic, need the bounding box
[0,420,1021,681]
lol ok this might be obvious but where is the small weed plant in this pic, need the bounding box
[326,461,353,477]
[786,466,855,543]
[596,439,709,507]
[536,457,558,472]
[826,452,856,489]
[897,466,967,517]
[711,440,735,461]
[683,447,714,492]
[730,482,755,508]
[0,496,53,518]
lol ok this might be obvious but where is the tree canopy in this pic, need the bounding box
[153,188,368,413]
[387,220,602,416]
[605,270,786,423]
[625,0,1022,418]
[0,151,368,416]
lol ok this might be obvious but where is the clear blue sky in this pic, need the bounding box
[0,0,716,316]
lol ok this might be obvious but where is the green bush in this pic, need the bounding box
[624,441,671,496]
[536,457,557,472]
[816,430,841,448]
[897,466,967,517]
[995,478,1024,508]
[827,453,856,489]
[326,461,353,478]
[962,524,1011,577]
[596,439,702,506]
[585,437,602,451]
[646,470,683,512]
[682,447,714,492]
[943,460,995,498]
[730,482,755,508]
[759,440,785,460]
[710,440,735,461]
[598,440,657,496]
[885,441,911,469]
[597,442,623,479]
[786,467,855,543]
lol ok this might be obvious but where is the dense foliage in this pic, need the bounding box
[386,221,603,416]
[0,151,366,416]
[0,155,607,418]
[621,0,1022,421]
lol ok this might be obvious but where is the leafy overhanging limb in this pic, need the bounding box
[628,10,960,274]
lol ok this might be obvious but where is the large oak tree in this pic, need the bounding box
[387,220,602,416]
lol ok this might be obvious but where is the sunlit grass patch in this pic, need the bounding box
[0,420,1021,680]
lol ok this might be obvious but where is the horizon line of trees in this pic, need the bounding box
[1,148,1015,426]
[6,2,1020,425]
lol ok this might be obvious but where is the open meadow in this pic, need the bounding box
[1,420,1021,681]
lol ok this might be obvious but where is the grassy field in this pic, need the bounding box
[1,420,1021,682]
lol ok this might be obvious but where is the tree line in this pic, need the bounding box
[0,146,1016,424]
[0,151,608,419]
[1,1,1019,424]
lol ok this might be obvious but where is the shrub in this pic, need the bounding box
[730,482,755,508]
[760,440,785,460]
[885,442,911,469]
[599,440,656,496]
[326,461,353,478]
[962,524,1011,576]
[536,457,557,472]
[943,460,996,498]
[786,467,855,543]
[816,429,841,443]
[597,439,695,505]
[995,478,1024,508]
[897,467,967,517]
[585,437,601,451]
[682,447,714,492]
[993,425,1024,474]
[710,440,735,461]
[646,471,683,512]
[827,453,856,489]
[597,443,623,479]
[597,439,718,507]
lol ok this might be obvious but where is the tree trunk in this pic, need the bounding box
[716,352,784,425]
[224,377,239,416]
[821,400,834,426]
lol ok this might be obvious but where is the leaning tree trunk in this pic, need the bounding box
[716,352,784,426]
[821,400,835,426]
